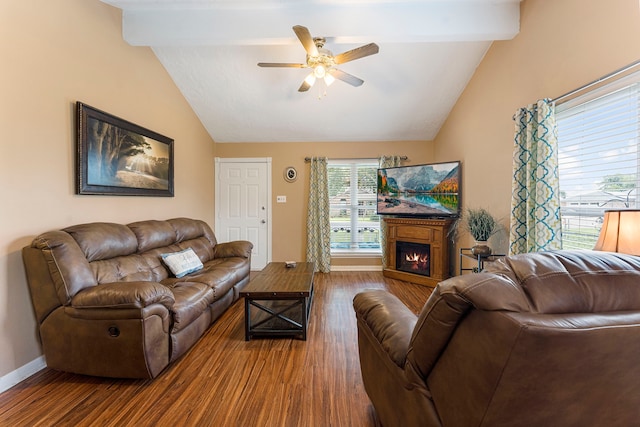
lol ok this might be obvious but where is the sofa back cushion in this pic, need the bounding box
[484,250,640,313]
[64,223,138,262]
[128,220,177,252]
[166,218,216,265]
[169,217,217,246]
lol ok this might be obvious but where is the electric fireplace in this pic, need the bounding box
[382,217,454,287]
[396,241,430,277]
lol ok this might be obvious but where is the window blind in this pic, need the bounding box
[327,160,381,251]
[556,75,640,249]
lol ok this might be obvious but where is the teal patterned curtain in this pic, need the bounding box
[510,99,562,255]
[379,156,403,267]
[306,157,331,272]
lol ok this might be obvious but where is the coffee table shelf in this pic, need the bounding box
[240,262,315,341]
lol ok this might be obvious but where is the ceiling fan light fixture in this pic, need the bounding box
[304,73,316,87]
[324,73,335,86]
[313,65,326,79]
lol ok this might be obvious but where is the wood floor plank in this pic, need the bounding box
[0,271,432,426]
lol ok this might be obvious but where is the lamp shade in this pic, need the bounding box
[593,210,640,255]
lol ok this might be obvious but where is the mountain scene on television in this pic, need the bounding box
[377,163,460,216]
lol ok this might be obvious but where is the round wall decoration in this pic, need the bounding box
[284,166,298,182]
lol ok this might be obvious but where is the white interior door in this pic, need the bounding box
[214,158,272,270]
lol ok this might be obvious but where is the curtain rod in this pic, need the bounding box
[512,59,640,120]
[304,156,408,162]
[552,59,640,104]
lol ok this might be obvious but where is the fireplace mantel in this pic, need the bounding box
[383,217,454,287]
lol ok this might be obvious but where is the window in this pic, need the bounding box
[557,72,640,249]
[327,160,381,252]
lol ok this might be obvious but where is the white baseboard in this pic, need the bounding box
[0,356,46,393]
[330,265,383,272]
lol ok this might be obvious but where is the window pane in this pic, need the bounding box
[328,161,381,251]
[557,80,640,250]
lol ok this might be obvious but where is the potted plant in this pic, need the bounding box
[463,207,499,255]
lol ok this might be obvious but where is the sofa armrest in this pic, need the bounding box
[353,290,417,368]
[71,281,175,310]
[214,240,253,259]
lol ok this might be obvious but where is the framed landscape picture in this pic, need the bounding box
[76,102,174,196]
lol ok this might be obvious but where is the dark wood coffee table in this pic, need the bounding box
[240,262,315,341]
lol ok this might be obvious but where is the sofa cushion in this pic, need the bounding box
[64,223,138,262]
[168,218,216,246]
[162,258,246,301]
[161,248,204,278]
[165,282,214,332]
[91,254,154,283]
[140,248,176,282]
[175,237,215,263]
[71,281,175,309]
[128,220,177,253]
[485,250,640,313]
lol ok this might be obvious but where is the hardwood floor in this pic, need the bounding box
[0,272,432,427]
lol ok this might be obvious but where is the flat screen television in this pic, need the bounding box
[377,161,461,218]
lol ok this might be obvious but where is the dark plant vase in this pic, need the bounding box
[471,241,492,256]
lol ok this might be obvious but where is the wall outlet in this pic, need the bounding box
[276,195,287,203]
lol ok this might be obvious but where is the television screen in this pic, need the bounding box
[377,161,461,218]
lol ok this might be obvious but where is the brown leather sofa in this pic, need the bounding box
[22,218,252,379]
[354,250,640,427]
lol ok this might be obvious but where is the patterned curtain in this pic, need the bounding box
[306,157,331,272]
[510,99,562,255]
[379,156,403,267]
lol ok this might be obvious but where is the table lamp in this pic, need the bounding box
[593,209,640,255]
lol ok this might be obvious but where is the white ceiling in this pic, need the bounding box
[100,0,521,143]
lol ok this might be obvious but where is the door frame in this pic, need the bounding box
[214,157,272,270]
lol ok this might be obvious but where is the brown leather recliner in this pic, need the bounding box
[354,250,640,427]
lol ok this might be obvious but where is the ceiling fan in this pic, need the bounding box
[258,25,379,92]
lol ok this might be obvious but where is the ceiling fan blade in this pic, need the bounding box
[333,43,380,65]
[299,73,315,92]
[329,69,364,87]
[298,81,312,92]
[293,25,319,57]
[258,62,306,68]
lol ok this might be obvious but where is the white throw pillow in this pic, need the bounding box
[161,248,204,278]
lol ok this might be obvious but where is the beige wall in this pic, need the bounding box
[1,1,215,378]
[434,0,640,259]
[215,141,435,264]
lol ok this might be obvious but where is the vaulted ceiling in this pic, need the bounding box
[100,0,521,143]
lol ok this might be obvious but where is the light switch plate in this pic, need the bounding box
[277,195,287,203]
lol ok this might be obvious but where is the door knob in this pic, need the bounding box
[261,220,266,224]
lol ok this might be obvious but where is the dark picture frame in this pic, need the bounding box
[76,102,174,196]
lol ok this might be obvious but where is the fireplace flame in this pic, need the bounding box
[404,252,429,271]
[405,252,429,264]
